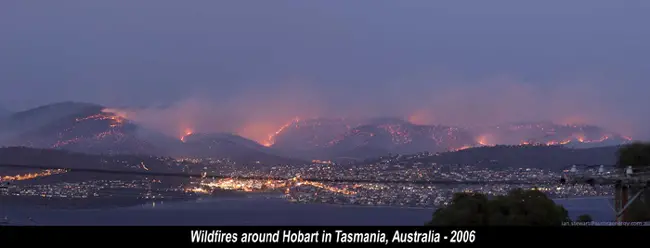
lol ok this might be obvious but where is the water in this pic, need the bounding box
[2,196,614,225]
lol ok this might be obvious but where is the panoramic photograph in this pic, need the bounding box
[0,0,649,245]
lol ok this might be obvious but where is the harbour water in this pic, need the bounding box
[1,195,614,225]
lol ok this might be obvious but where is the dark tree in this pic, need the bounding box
[427,193,489,226]
[576,214,593,222]
[625,201,650,222]
[616,142,650,168]
[615,143,650,222]
[427,189,570,226]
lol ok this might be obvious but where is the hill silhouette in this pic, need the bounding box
[415,145,620,171]
[177,133,307,165]
[270,118,631,160]
[0,146,188,184]
[0,102,306,166]
[0,102,634,165]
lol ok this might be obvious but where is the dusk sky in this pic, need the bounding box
[1,1,649,140]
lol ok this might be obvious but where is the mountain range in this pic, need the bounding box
[0,102,635,164]
[0,102,301,165]
[414,145,621,171]
[267,117,632,160]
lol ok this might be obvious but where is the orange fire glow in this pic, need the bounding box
[75,111,126,129]
[262,117,300,147]
[180,128,193,142]
[518,134,614,146]
[476,135,491,146]
[236,122,278,147]
[544,139,572,146]
[408,110,432,125]
[101,108,129,119]
[451,145,474,151]
[52,137,81,148]
[50,111,128,148]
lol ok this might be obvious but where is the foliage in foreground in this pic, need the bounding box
[616,142,650,221]
[428,142,650,225]
[616,142,650,168]
[426,189,571,226]
[576,214,593,222]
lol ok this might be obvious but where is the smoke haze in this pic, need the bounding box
[112,74,645,143]
[1,0,649,141]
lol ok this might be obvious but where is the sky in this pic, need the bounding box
[1,0,649,141]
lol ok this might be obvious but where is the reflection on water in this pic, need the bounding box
[2,196,614,226]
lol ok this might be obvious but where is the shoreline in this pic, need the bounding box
[0,192,613,211]
[0,195,615,226]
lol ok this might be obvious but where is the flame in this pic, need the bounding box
[75,113,125,127]
[596,135,609,143]
[51,111,127,148]
[52,137,81,148]
[101,108,129,119]
[545,139,572,146]
[263,117,300,147]
[520,135,612,146]
[476,135,491,146]
[451,145,474,151]
[180,128,193,142]
[379,124,413,145]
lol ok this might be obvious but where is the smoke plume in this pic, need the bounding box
[105,75,649,143]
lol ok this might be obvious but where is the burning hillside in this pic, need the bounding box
[180,128,193,143]
[265,118,632,159]
[475,122,632,148]
[262,117,301,147]
[325,121,477,155]
[267,118,355,150]
[3,104,161,155]
[266,117,477,158]
[0,102,635,162]
[0,102,303,165]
